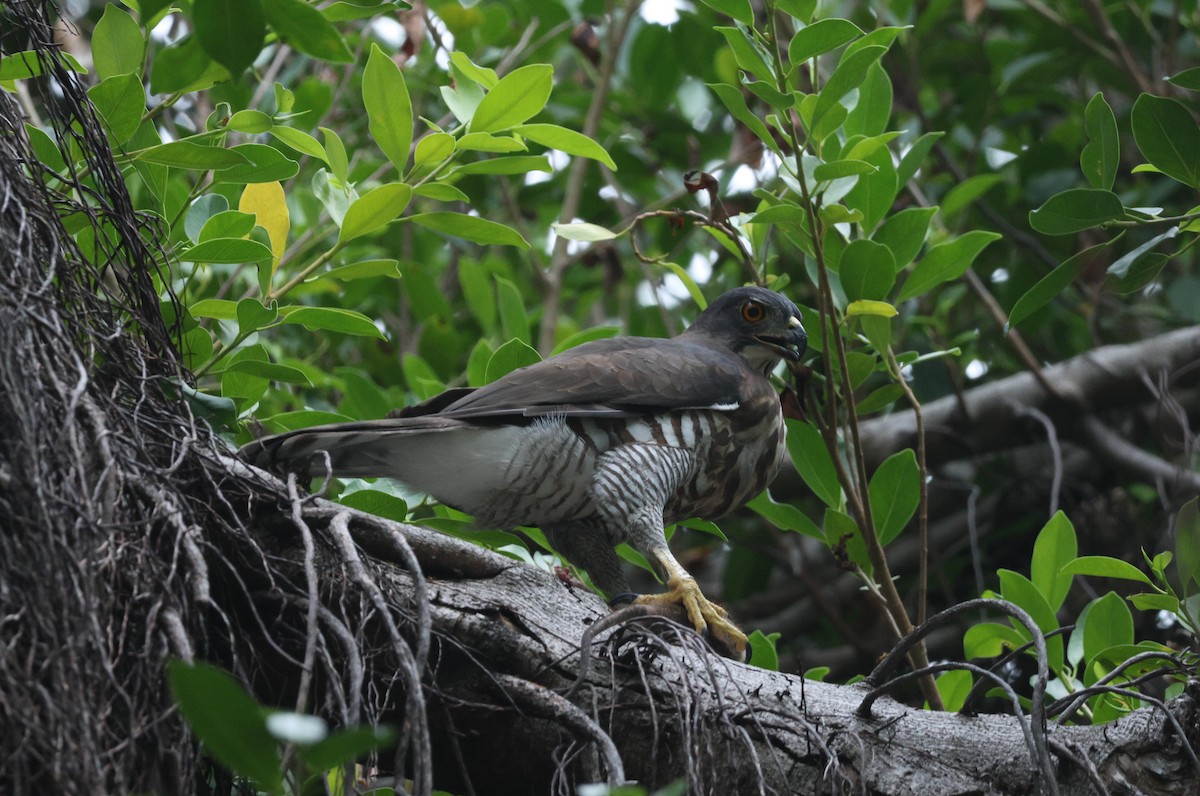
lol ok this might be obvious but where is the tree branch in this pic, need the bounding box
[855,326,1200,470]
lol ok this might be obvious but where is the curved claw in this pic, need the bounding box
[633,575,747,661]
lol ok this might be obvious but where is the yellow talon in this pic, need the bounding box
[633,571,748,661]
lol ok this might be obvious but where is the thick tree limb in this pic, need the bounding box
[291,498,1199,796]
[856,326,1200,471]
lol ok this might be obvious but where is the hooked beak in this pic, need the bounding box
[754,315,807,362]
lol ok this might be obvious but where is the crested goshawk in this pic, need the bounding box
[241,286,807,659]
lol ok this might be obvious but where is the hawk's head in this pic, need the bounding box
[687,287,807,375]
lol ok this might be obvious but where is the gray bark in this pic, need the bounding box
[285,488,1200,796]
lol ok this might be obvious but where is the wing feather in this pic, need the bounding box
[439,336,749,419]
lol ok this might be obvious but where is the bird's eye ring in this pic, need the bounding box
[741,300,766,323]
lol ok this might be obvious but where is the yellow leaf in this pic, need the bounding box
[238,181,290,274]
[845,299,898,318]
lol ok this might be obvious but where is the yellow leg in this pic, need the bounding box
[633,549,747,661]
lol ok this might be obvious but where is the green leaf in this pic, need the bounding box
[747,490,823,539]
[1058,556,1153,586]
[261,409,354,432]
[236,298,278,335]
[193,0,265,77]
[226,359,312,385]
[1030,511,1077,612]
[896,131,944,186]
[199,210,258,242]
[964,622,1026,659]
[747,630,781,671]
[262,0,353,62]
[941,173,1003,221]
[273,82,294,113]
[336,367,391,420]
[1168,67,1200,91]
[339,490,409,521]
[1008,242,1110,329]
[134,140,249,170]
[88,73,145,146]
[364,43,413,172]
[227,109,273,134]
[898,230,1001,301]
[842,147,896,230]
[844,61,892,138]
[1131,93,1200,188]
[453,155,552,176]
[167,662,282,793]
[339,183,413,243]
[1128,592,1183,613]
[551,221,619,242]
[485,338,541,383]
[320,127,349,184]
[1105,252,1167,295]
[869,449,919,545]
[180,336,219,387]
[413,132,455,169]
[844,26,906,59]
[825,507,870,574]
[93,4,145,81]
[495,277,529,345]
[1107,228,1177,279]
[456,132,527,153]
[855,382,904,414]
[696,0,754,26]
[812,45,886,128]
[279,307,386,338]
[150,36,228,94]
[935,670,972,712]
[660,261,707,309]
[321,1,394,21]
[785,419,840,508]
[839,239,895,302]
[215,143,300,184]
[1174,497,1200,592]
[549,326,621,355]
[1081,93,1119,191]
[812,159,876,181]
[0,50,87,80]
[466,338,494,387]
[318,259,403,282]
[788,18,863,64]
[872,206,937,269]
[844,131,901,163]
[184,238,274,264]
[1029,188,1124,235]
[1082,592,1134,665]
[997,569,1063,671]
[714,26,774,81]
[707,82,779,155]
[413,182,470,202]
[188,298,238,320]
[469,63,553,133]
[456,265,496,333]
[449,51,498,88]
[512,123,617,170]
[269,126,328,162]
[408,212,529,248]
[297,726,396,772]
